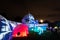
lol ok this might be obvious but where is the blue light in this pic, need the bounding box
[0,15,13,40]
[28,24,48,35]
[0,13,48,40]
[22,13,48,35]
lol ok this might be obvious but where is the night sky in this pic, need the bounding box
[0,0,60,22]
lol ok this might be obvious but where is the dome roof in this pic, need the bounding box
[22,13,35,24]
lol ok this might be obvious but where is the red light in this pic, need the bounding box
[12,24,29,37]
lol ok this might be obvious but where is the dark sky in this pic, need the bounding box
[0,0,60,22]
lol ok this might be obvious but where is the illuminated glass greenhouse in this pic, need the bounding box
[0,13,48,40]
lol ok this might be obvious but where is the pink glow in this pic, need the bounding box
[12,24,29,37]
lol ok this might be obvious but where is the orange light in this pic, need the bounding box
[40,19,44,23]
